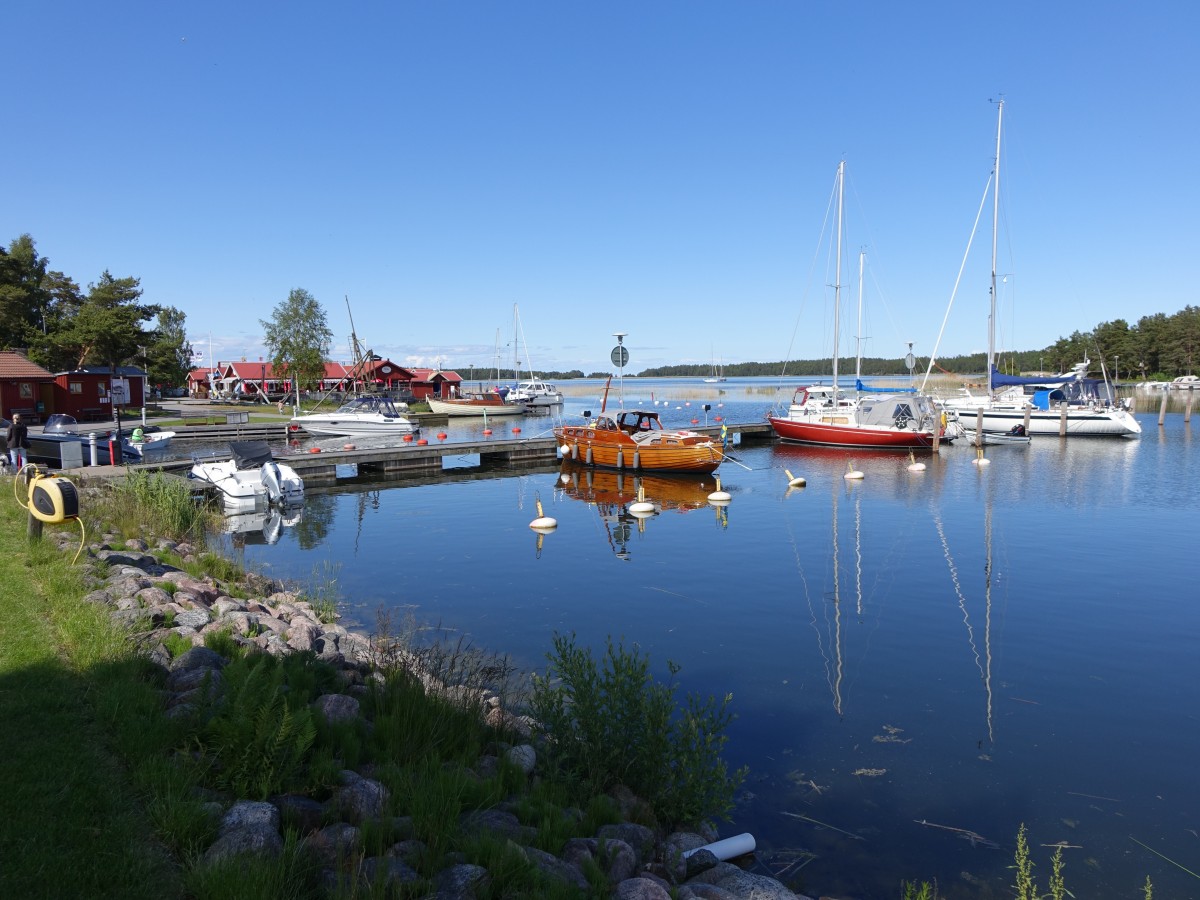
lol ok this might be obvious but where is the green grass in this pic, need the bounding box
[0,485,184,899]
[0,474,753,900]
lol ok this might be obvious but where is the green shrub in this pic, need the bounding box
[530,632,747,830]
[197,655,317,800]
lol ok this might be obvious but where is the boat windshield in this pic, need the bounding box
[617,411,663,432]
[334,396,403,417]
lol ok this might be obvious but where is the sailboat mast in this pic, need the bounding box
[988,101,1004,397]
[832,160,845,392]
[855,248,865,385]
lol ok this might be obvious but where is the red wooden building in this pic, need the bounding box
[0,351,56,423]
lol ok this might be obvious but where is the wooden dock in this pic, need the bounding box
[99,421,776,484]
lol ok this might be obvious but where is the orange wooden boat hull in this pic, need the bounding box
[553,424,723,473]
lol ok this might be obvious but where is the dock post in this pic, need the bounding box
[1023,406,1032,433]
[975,410,983,448]
[1158,388,1170,427]
[1059,402,1068,436]
[1186,387,1194,424]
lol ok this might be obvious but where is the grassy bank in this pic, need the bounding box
[0,481,183,898]
[0,470,751,899]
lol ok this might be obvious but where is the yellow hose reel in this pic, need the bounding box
[27,471,81,524]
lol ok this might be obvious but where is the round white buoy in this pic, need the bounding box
[972,457,991,466]
[784,468,807,488]
[906,452,926,472]
[560,444,571,456]
[708,475,732,505]
[629,484,657,517]
[530,498,557,533]
[844,460,864,480]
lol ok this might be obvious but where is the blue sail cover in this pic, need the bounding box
[989,366,1072,386]
[855,379,917,394]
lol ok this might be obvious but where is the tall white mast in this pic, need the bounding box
[855,248,865,386]
[832,160,845,392]
[988,100,1003,397]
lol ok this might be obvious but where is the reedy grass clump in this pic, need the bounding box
[87,469,216,542]
[530,631,747,831]
[300,558,342,624]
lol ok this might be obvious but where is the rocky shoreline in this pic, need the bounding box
[52,528,822,900]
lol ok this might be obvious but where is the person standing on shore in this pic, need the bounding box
[6,413,30,470]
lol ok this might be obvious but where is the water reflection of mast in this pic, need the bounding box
[830,482,843,716]
[820,480,865,718]
[982,478,994,744]
[932,484,995,744]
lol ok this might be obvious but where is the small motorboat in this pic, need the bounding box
[507,378,564,409]
[289,394,419,437]
[39,413,176,461]
[188,440,304,510]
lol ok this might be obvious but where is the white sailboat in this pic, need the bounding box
[931,101,1140,438]
[703,349,726,383]
[506,304,564,408]
[768,162,946,449]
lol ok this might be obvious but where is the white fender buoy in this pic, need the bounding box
[971,447,990,467]
[784,468,806,488]
[844,460,864,480]
[906,450,926,472]
[530,498,557,533]
[629,484,657,518]
[708,475,732,505]
[560,444,571,456]
[682,832,756,861]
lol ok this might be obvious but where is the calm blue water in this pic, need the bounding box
[226,378,1200,900]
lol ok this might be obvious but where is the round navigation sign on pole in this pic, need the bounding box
[610,345,629,368]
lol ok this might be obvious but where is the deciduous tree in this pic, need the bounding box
[260,288,332,399]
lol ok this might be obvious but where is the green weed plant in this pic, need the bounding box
[530,631,747,830]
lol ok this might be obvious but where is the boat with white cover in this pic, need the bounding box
[507,378,563,408]
[927,101,1140,439]
[289,395,418,437]
[37,413,175,462]
[188,440,304,510]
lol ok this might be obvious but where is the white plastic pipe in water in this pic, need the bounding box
[681,832,756,861]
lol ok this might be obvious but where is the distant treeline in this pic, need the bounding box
[633,304,1200,381]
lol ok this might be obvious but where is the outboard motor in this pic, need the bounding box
[261,461,285,505]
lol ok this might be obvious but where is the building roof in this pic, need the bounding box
[411,368,463,382]
[54,366,148,377]
[0,351,55,380]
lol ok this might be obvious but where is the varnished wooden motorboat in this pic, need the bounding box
[555,409,724,473]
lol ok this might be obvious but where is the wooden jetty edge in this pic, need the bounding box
[73,422,776,485]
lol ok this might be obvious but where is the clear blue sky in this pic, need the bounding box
[4,2,1196,376]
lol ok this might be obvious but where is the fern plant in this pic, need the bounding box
[199,656,317,800]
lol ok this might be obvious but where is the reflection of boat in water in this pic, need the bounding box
[221,506,303,545]
[555,464,724,558]
[556,464,716,513]
[188,441,305,511]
